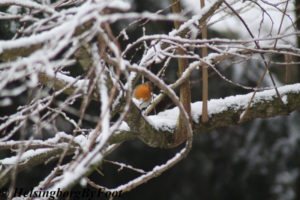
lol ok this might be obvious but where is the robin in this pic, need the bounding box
[134,82,152,108]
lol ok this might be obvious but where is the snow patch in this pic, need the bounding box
[148,83,300,132]
[147,106,178,132]
[1,148,52,165]
[183,0,295,44]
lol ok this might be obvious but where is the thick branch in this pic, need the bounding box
[201,0,209,123]
[170,0,192,147]
[111,83,300,145]
[194,84,300,132]
[0,147,75,188]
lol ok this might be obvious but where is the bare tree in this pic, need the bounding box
[0,0,299,199]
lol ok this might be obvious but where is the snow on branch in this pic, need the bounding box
[147,83,300,133]
[111,83,300,147]
[0,0,299,197]
[0,0,56,14]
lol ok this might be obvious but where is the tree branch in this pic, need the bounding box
[110,83,300,145]
[170,0,192,147]
[200,0,209,123]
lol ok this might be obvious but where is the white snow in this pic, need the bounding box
[49,144,117,192]
[95,71,111,145]
[0,98,12,106]
[0,132,89,166]
[73,134,89,152]
[46,131,89,151]
[105,0,131,11]
[0,148,52,165]
[139,42,166,67]
[1,0,56,14]
[147,106,178,132]
[182,0,296,44]
[7,5,20,33]
[0,0,299,195]
[116,121,130,133]
[147,83,300,130]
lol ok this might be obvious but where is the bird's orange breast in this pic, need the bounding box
[134,83,152,102]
